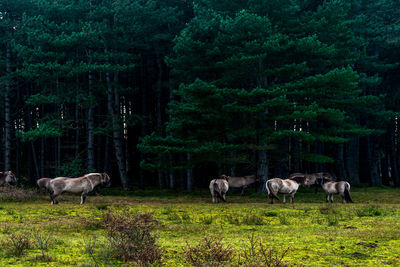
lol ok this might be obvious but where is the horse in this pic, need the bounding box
[266,176,311,204]
[221,174,261,195]
[0,171,17,186]
[37,178,52,193]
[288,172,336,193]
[320,177,353,203]
[47,173,111,204]
[209,177,229,203]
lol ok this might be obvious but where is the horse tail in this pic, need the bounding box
[266,180,280,201]
[344,183,353,203]
[214,182,225,202]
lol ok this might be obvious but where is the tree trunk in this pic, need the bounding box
[345,135,360,186]
[336,142,346,181]
[106,66,129,190]
[367,136,381,186]
[257,150,268,192]
[187,153,194,191]
[390,129,400,187]
[4,44,11,171]
[139,56,147,189]
[87,68,95,171]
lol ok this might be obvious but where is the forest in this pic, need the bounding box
[0,0,400,190]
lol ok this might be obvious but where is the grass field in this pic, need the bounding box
[0,186,399,266]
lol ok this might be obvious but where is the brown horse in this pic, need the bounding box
[288,172,336,193]
[209,177,229,203]
[0,171,17,186]
[221,174,260,195]
[320,177,353,203]
[266,176,311,204]
[47,173,111,204]
[37,178,52,193]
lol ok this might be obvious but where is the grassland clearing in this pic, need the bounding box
[0,187,399,266]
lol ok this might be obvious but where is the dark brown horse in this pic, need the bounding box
[0,171,17,186]
[221,174,260,195]
[47,173,111,204]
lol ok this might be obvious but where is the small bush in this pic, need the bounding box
[356,205,383,217]
[32,228,53,262]
[0,186,37,202]
[238,233,290,267]
[226,215,241,225]
[201,216,213,225]
[96,204,109,211]
[243,214,265,225]
[184,236,235,266]
[263,211,279,217]
[2,232,32,256]
[82,235,114,266]
[102,210,162,264]
[278,214,290,225]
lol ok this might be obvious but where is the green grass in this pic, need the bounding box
[0,187,399,266]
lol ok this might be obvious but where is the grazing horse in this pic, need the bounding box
[288,172,336,193]
[0,171,17,186]
[221,174,260,195]
[47,173,111,204]
[266,176,310,204]
[209,177,229,203]
[320,177,353,203]
[37,178,52,193]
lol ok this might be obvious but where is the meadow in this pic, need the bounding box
[0,187,399,266]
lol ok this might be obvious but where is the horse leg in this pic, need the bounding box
[269,194,273,204]
[330,194,334,203]
[80,192,87,204]
[241,186,246,196]
[290,193,295,203]
[50,193,59,205]
[326,193,329,203]
[283,194,286,204]
[340,193,346,204]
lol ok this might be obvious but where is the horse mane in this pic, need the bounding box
[288,175,307,184]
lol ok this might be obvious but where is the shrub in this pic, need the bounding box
[184,236,235,266]
[263,211,279,217]
[0,186,37,202]
[32,228,53,262]
[2,232,32,256]
[356,205,383,217]
[238,233,290,267]
[278,214,290,225]
[102,210,162,264]
[243,214,265,225]
[82,235,114,266]
[201,215,213,225]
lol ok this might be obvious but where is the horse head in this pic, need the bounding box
[220,174,229,180]
[101,173,111,187]
[4,171,17,186]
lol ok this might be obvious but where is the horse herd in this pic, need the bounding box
[210,172,353,204]
[1,170,352,205]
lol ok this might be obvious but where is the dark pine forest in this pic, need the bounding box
[0,0,400,190]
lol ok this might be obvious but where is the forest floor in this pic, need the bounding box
[0,187,399,266]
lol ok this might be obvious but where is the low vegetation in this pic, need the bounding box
[0,187,399,266]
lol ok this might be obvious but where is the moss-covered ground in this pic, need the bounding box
[0,187,399,266]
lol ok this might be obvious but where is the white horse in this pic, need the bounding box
[320,177,353,203]
[266,176,310,204]
[209,178,229,203]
